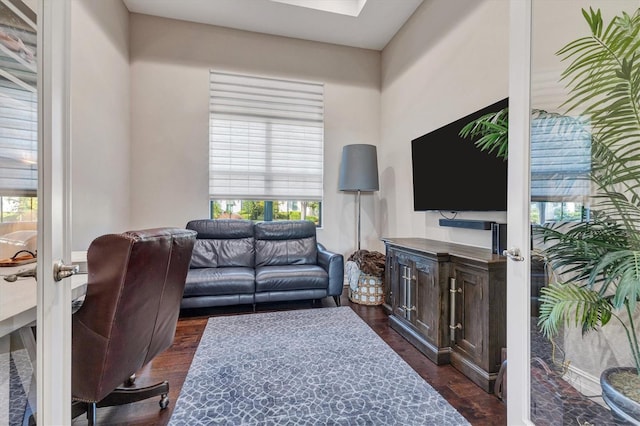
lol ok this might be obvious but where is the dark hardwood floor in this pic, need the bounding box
[72,289,507,425]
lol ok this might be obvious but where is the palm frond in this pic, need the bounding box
[590,250,640,309]
[538,283,612,338]
[458,109,509,160]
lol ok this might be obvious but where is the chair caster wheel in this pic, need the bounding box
[159,394,169,409]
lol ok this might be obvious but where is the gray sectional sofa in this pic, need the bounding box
[180,219,344,310]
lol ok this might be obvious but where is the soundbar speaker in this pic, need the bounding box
[438,219,493,230]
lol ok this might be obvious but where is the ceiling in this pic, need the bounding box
[122,0,424,51]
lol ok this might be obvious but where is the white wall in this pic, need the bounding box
[71,0,130,250]
[128,14,381,256]
[379,0,509,250]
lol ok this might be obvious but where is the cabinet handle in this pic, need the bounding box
[450,278,461,343]
[449,323,462,342]
[402,305,417,312]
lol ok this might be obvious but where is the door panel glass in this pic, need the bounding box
[0,0,37,424]
[531,1,640,424]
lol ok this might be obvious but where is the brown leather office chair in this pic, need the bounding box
[71,228,196,425]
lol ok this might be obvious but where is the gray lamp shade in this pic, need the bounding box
[338,144,379,192]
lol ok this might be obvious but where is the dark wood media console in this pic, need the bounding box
[382,237,507,393]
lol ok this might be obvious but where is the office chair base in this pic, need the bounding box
[72,380,170,423]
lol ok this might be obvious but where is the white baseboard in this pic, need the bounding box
[562,365,606,408]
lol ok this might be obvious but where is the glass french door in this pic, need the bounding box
[0,0,72,424]
[37,0,73,424]
[508,1,640,424]
[505,1,532,423]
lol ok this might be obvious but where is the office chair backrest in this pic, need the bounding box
[72,228,196,403]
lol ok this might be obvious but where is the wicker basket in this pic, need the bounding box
[348,273,384,306]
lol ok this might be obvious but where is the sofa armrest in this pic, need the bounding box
[317,243,344,297]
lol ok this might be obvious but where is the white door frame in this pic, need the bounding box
[36,0,72,424]
[507,0,533,424]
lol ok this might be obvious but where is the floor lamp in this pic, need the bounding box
[338,144,379,251]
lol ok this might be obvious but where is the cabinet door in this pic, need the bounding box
[453,265,487,366]
[393,253,416,322]
[392,253,410,319]
[414,258,438,343]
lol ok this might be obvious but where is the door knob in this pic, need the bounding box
[53,260,79,282]
[502,247,525,261]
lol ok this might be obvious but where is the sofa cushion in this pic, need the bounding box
[187,219,254,239]
[187,219,255,268]
[255,264,328,292]
[254,220,317,266]
[190,238,254,268]
[183,267,255,297]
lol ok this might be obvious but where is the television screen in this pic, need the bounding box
[411,98,508,212]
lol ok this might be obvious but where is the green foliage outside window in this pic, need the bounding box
[242,201,264,221]
[210,200,321,226]
[0,196,37,223]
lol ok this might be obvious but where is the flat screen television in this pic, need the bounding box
[411,98,508,212]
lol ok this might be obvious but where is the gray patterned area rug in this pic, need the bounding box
[170,307,470,425]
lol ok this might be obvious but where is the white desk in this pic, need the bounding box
[0,251,88,338]
[0,272,87,338]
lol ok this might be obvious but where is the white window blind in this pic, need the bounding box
[530,114,591,202]
[530,70,591,203]
[0,16,37,197]
[209,71,324,201]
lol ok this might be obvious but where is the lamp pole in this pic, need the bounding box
[357,189,361,251]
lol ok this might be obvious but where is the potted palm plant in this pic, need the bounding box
[536,7,640,423]
[461,7,640,423]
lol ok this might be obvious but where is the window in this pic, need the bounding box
[209,71,323,225]
[530,112,591,225]
[210,200,321,224]
[0,4,37,225]
[530,201,586,225]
